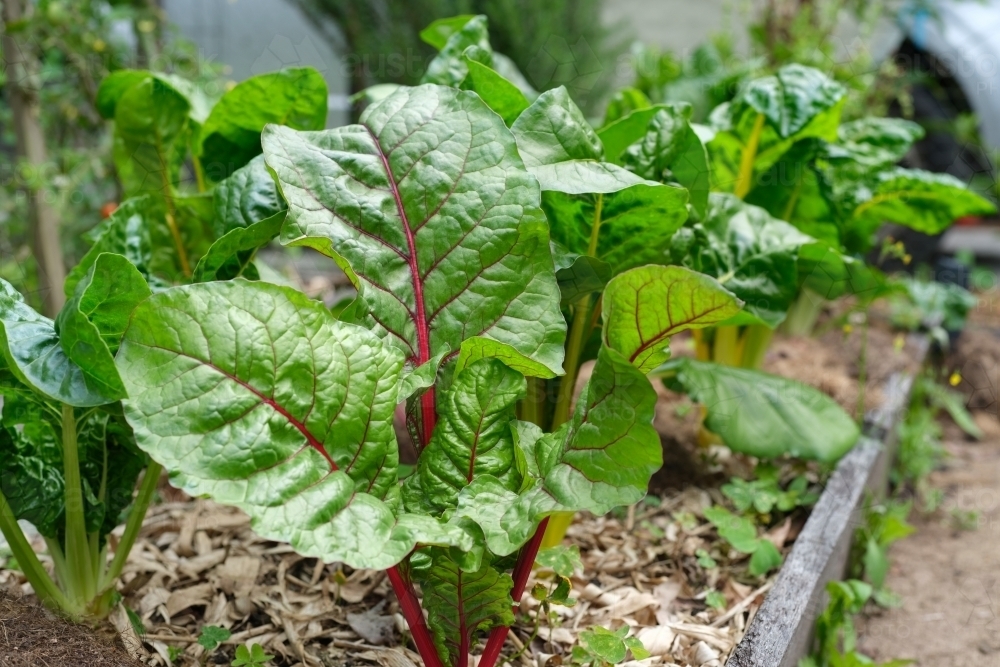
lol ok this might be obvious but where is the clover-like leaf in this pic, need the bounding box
[661,358,858,462]
[199,68,327,178]
[262,84,566,394]
[117,280,471,569]
[602,265,743,372]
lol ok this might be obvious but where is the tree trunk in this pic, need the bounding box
[2,0,66,316]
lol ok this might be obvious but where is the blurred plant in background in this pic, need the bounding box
[290,0,627,114]
[0,0,223,312]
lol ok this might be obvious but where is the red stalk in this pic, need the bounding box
[478,517,551,667]
[388,565,445,667]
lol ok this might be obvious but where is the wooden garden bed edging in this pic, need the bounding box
[725,335,930,667]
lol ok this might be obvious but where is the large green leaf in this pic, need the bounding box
[420,15,478,50]
[797,242,883,301]
[117,280,471,569]
[55,253,151,400]
[603,265,742,372]
[661,358,858,461]
[110,77,191,198]
[597,106,665,163]
[829,117,924,173]
[199,68,327,178]
[262,84,565,381]
[407,359,525,513]
[551,242,612,305]
[212,155,286,237]
[0,279,111,407]
[669,194,814,328]
[417,550,515,665]
[620,104,711,215]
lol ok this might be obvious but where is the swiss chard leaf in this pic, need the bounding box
[512,89,690,275]
[193,210,285,283]
[109,76,190,198]
[211,154,286,237]
[707,64,845,194]
[198,68,328,178]
[421,15,493,87]
[406,359,525,513]
[551,243,612,305]
[620,104,712,215]
[117,280,472,569]
[55,253,152,400]
[661,357,858,462]
[0,279,112,407]
[669,193,814,327]
[0,422,63,539]
[462,54,530,126]
[262,84,566,379]
[417,550,515,665]
[602,265,742,372]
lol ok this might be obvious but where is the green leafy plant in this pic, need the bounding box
[571,626,649,667]
[198,625,232,651]
[232,643,274,667]
[888,276,978,349]
[722,464,818,518]
[703,506,783,576]
[851,499,914,608]
[112,44,742,666]
[800,579,912,667]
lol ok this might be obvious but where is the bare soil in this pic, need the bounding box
[853,320,1000,666]
[0,591,142,667]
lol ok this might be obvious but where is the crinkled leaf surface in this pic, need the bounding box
[55,253,151,400]
[117,280,471,568]
[0,280,111,407]
[797,242,883,301]
[407,359,524,513]
[669,194,814,328]
[0,422,63,539]
[829,117,924,173]
[455,337,557,379]
[662,358,858,462]
[603,265,742,372]
[511,87,603,166]
[621,104,711,215]
[212,154,286,237]
[199,68,327,177]
[417,550,514,665]
[543,185,688,276]
[455,346,660,554]
[262,84,565,377]
[707,65,845,193]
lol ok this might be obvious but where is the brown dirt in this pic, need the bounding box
[0,591,142,667]
[857,413,1000,666]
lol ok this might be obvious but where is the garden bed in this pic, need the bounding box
[0,320,925,667]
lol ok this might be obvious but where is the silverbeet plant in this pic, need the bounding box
[115,80,741,667]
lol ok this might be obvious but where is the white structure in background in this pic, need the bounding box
[163,0,351,127]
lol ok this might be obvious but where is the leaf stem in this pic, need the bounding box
[158,146,192,278]
[191,152,207,193]
[0,490,70,611]
[62,404,96,605]
[100,461,162,591]
[387,564,445,667]
[479,517,550,667]
[734,113,765,199]
[740,324,774,370]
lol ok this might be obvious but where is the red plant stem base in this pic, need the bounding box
[387,565,445,667]
[478,517,551,667]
